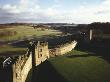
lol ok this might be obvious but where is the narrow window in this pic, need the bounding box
[40,49,42,52]
[40,54,42,57]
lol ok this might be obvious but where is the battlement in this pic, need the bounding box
[1,40,77,82]
[37,41,48,46]
[3,50,30,68]
[34,41,49,65]
[14,50,30,69]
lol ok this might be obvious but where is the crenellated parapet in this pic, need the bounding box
[1,40,77,82]
[1,41,50,82]
[2,49,32,82]
[12,50,31,82]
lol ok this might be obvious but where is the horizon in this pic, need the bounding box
[0,0,110,24]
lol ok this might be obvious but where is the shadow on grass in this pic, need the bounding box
[0,50,26,57]
[67,54,98,58]
[32,60,68,82]
[10,40,29,48]
[75,40,110,63]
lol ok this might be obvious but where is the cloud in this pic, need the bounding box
[55,0,110,23]
[0,0,110,23]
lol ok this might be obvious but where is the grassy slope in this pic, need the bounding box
[48,50,110,82]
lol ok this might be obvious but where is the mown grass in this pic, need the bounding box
[48,50,110,82]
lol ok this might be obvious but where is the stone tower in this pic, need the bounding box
[89,29,93,40]
[35,41,49,65]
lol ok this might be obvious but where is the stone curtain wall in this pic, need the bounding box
[2,40,77,82]
[21,54,32,82]
[12,51,32,82]
[12,41,49,82]
[49,40,77,57]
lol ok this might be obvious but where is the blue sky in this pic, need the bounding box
[0,0,110,23]
[38,0,102,8]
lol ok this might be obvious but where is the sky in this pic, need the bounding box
[0,0,110,24]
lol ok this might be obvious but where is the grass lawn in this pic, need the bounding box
[35,50,110,82]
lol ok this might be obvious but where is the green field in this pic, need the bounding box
[0,45,26,56]
[0,26,61,41]
[0,25,62,56]
[35,49,110,82]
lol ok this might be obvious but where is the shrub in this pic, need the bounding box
[0,30,17,37]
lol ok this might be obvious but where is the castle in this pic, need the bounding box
[1,40,77,82]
